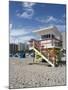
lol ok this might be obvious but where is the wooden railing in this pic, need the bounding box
[32,40,57,65]
[33,40,50,59]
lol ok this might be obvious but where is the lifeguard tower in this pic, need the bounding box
[29,26,62,67]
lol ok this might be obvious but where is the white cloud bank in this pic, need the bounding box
[9,23,12,29]
[46,16,57,23]
[36,15,65,24]
[56,25,65,32]
[10,34,37,44]
[10,28,29,37]
[17,8,34,19]
[23,2,35,8]
[10,27,37,43]
[17,2,36,19]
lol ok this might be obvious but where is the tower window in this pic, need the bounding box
[41,34,51,39]
[52,34,54,38]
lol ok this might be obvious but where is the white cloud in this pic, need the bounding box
[10,28,31,43]
[46,16,65,24]
[63,14,66,18]
[18,8,34,19]
[9,23,12,29]
[23,2,35,8]
[35,16,64,25]
[35,16,57,23]
[10,34,37,44]
[46,16,57,23]
[10,26,38,43]
[17,2,36,19]
[35,17,46,23]
[10,28,29,37]
[19,35,36,42]
[56,25,65,32]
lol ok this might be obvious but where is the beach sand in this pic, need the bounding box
[9,56,66,89]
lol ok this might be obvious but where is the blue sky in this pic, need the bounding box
[9,1,66,43]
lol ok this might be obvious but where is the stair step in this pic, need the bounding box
[33,47,55,67]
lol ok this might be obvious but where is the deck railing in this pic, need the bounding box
[31,39,58,64]
[33,40,51,60]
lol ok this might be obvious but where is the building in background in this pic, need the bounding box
[9,43,18,54]
[18,43,29,52]
[18,43,25,51]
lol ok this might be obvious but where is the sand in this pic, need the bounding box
[9,56,66,89]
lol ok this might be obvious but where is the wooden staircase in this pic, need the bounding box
[32,40,55,67]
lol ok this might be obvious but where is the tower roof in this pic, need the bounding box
[33,26,61,36]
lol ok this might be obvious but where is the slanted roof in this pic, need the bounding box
[33,26,61,36]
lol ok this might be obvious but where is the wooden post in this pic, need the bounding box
[52,48,56,66]
[33,40,34,48]
[40,43,41,53]
[48,53,49,60]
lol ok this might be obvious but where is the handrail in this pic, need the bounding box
[33,40,49,58]
[32,40,57,64]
